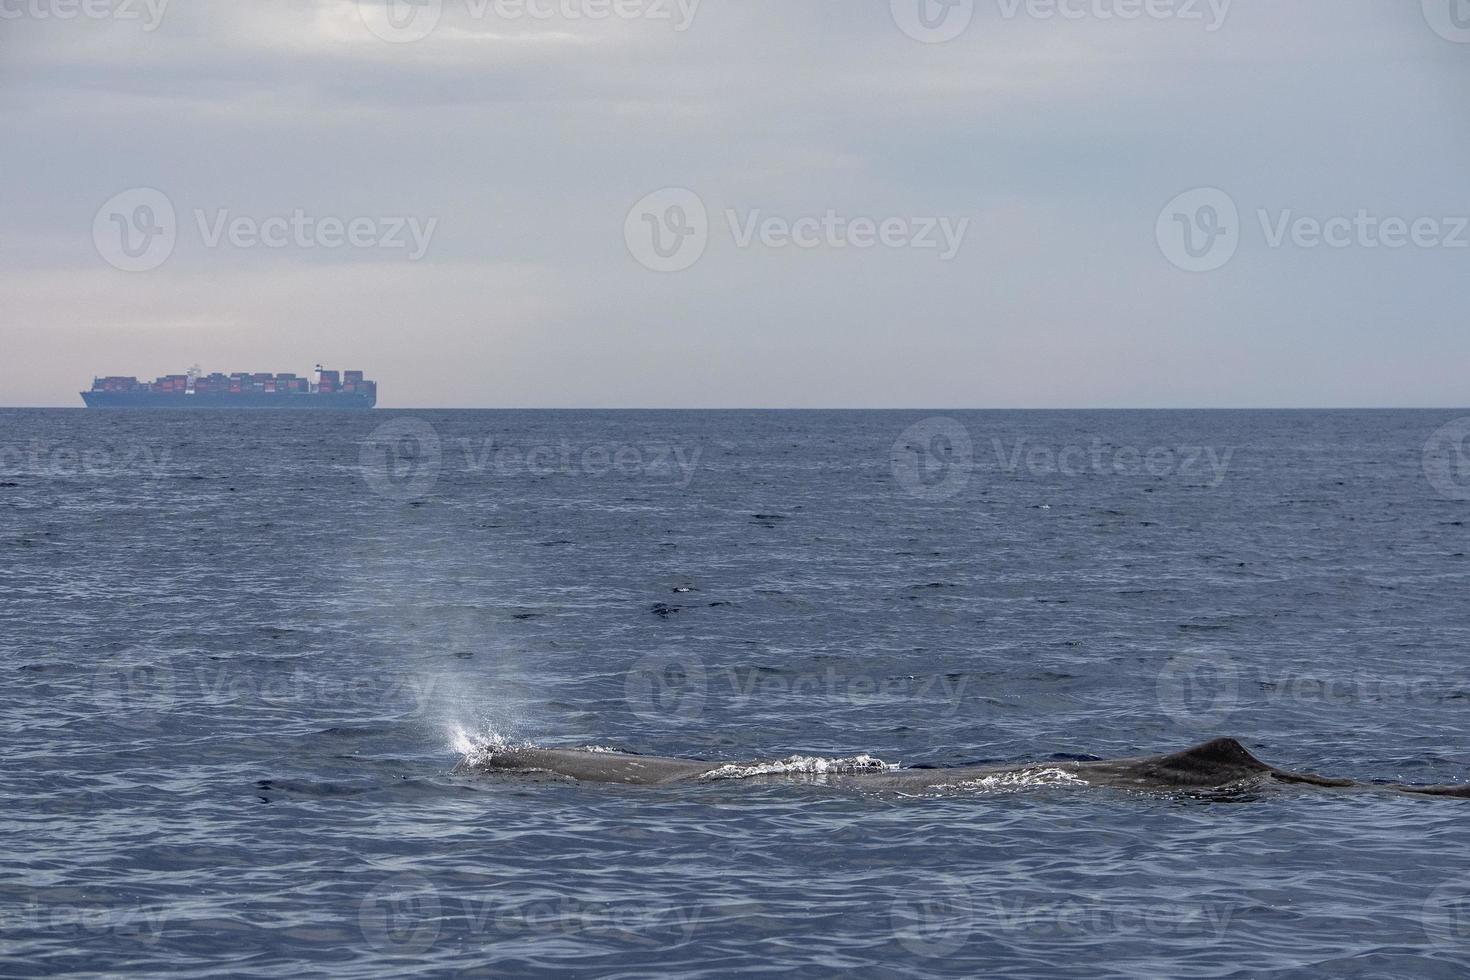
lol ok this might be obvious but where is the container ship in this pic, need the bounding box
[81,365,376,410]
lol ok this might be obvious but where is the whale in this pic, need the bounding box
[454,737,1470,799]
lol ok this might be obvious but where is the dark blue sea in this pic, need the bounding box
[5,409,1470,977]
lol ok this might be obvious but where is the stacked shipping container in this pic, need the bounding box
[83,367,375,404]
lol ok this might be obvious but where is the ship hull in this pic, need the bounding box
[81,391,376,410]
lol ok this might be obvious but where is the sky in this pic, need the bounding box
[2,0,1467,408]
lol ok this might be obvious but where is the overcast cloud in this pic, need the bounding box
[2,0,1467,407]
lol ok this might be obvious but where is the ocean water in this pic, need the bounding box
[4,408,1470,977]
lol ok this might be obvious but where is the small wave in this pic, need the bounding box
[700,754,894,780]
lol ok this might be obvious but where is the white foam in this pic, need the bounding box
[699,753,895,780]
[939,767,1087,792]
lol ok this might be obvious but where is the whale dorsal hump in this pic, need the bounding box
[1163,737,1270,771]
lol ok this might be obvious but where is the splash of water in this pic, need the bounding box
[447,724,524,765]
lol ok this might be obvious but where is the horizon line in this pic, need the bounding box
[5,404,1470,412]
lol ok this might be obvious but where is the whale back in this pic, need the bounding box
[1066,737,1271,790]
[455,746,715,785]
[455,738,1467,798]
[1395,783,1470,798]
[1068,737,1356,791]
[1161,737,1269,770]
